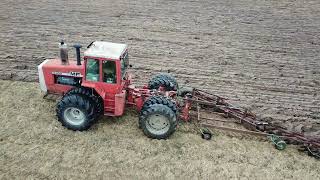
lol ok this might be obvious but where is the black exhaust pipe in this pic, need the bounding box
[73,44,82,65]
[60,41,69,65]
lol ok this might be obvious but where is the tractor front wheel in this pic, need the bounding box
[56,94,96,131]
[140,104,177,139]
[65,87,104,118]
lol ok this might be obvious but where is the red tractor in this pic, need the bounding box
[38,41,320,157]
[38,41,320,159]
[38,41,183,139]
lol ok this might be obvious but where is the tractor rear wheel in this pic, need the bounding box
[139,95,177,128]
[141,95,177,114]
[139,104,177,139]
[152,73,179,89]
[148,73,178,91]
[65,87,104,117]
[56,94,96,131]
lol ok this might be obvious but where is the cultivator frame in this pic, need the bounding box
[179,88,320,158]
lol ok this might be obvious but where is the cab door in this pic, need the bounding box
[82,57,120,115]
[82,58,123,115]
[98,59,124,115]
[100,59,118,113]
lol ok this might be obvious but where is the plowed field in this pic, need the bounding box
[0,0,320,178]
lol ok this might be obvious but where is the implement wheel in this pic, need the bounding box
[201,129,212,140]
[269,134,287,151]
[140,104,177,139]
[275,140,287,150]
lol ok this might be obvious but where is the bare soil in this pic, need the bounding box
[0,0,320,178]
[0,80,319,179]
[1,0,320,136]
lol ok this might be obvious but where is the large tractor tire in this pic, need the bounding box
[148,73,178,91]
[139,95,177,128]
[139,104,177,139]
[153,73,179,89]
[141,95,177,114]
[65,87,104,117]
[56,94,97,131]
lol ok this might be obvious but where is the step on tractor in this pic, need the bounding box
[38,41,320,158]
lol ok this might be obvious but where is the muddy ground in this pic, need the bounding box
[0,80,319,179]
[0,0,320,178]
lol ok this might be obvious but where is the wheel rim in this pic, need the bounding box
[63,107,86,126]
[203,133,211,140]
[146,113,170,135]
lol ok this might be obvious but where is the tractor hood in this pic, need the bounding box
[38,59,84,94]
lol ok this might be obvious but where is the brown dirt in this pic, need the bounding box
[0,0,319,136]
[0,80,319,179]
[0,0,320,178]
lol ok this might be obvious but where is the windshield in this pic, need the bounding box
[121,52,129,77]
[85,58,99,81]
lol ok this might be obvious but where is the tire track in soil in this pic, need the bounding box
[0,0,320,135]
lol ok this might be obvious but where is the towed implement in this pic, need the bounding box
[38,41,320,158]
[179,88,320,158]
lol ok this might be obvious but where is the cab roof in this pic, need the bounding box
[84,41,128,59]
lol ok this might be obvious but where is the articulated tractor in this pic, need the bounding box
[38,41,182,139]
[38,41,320,158]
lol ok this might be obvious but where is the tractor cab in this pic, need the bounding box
[83,41,129,84]
[39,40,180,139]
[38,41,130,116]
[82,41,129,116]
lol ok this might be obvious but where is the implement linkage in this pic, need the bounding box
[181,88,320,159]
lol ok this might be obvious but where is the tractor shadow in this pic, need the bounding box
[91,107,139,130]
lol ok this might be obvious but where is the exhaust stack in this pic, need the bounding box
[59,41,68,65]
[73,44,82,65]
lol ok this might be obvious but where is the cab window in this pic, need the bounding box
[86,58,99,81]
[103,60,117,84]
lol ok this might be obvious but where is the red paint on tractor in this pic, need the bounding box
[42,58,84,94]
